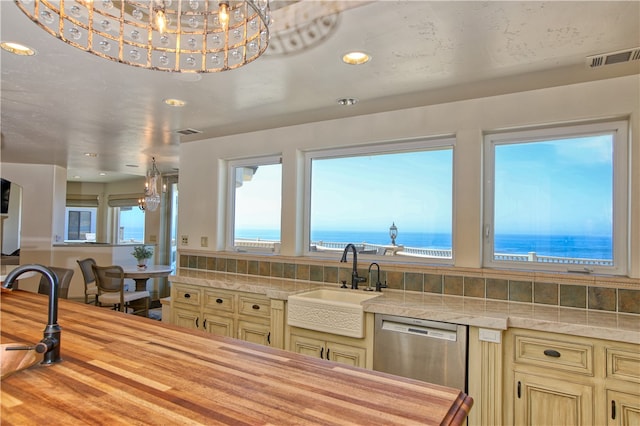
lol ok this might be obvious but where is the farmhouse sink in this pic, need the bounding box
[1,343,42,380]
[287,289,381,338]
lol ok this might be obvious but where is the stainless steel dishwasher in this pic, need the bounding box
[373,314,468,391]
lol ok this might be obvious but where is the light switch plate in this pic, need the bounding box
[479,328,501,343]
[200,236,208,247]
[181,235,189,245]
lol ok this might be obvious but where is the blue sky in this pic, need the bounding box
[235,135,613,239]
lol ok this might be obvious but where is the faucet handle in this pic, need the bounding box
[340,280,348,288]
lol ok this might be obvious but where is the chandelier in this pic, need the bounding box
[14,0,271,73]
[139,157,161,211]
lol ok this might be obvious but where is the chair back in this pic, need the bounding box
[91,264,125,294]
[76,258,97,285]
[37,266,74,299]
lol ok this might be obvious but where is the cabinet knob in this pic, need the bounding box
[216,298,223,304]
[543,349,561,358]
[184,293,191,299]
[252,304,260,310]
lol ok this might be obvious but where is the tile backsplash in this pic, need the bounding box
[179,253,640,315]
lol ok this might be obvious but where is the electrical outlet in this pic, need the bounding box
[181,235,189,245]
[149,234,157,243]
[201,236,208,247]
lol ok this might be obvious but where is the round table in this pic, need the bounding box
[120,265,173,291]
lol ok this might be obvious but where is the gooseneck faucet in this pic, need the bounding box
[367,262,388,292]
[3,264,62,365]
[340,244,366,289]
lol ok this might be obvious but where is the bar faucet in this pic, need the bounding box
[367,262,387,292]
[340,243,366,289]
[3,264,62,365]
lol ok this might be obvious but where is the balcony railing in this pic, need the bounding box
[235,239,612,265]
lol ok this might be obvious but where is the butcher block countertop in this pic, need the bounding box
[1,291,472,425]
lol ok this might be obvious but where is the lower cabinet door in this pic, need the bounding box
[514,371,594,426]
[326,341,366,368]
[290,334,324,359]
[203,313,234,337]
[238,320,271,346]
[172,306,199,330]
[607,389,640,426]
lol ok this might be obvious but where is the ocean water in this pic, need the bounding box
[237,229,612,260]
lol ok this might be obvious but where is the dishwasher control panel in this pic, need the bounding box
[381,320,458,341]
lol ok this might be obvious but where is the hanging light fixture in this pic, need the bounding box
[14,0,271,73]
[140,157,161,212]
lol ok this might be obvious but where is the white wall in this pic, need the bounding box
[179,75,640,278]
[1,163,67,290]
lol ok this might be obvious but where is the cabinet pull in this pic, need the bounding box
[216,298,223,304]
[252,304,260,310]
[320,348,324,359]
[326,349,330,360]
[203,319,207,329]
[267,332,271,345]
[184,293,191,299]
[543,349,561,358]
[517,381,521,399]
[612,400,616,420]
[195,317,199,328]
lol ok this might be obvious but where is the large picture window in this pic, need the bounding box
[305,139,454,262]
[227,156,282,253]
[483,120,628,274]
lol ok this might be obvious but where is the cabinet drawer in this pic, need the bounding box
[607,347,640,383]
[238,295,270,319]
[173,285,202,307]
[514,334,593,375]
[203,289,235,313]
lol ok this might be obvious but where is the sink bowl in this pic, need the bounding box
[287,289,380,338]
[1,343,42,380]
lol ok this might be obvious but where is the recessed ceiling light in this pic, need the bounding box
[84,152,98,157]
[99,172,106,176]
[164,98,186,107]
[1,42,36,56]
[337,98,358,106]
[342,51,371,65]
[73,175,81,179]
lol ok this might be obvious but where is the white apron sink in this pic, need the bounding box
[287,289,380,338]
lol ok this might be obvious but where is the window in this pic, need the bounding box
[65,207,97,242]
[483,120,628,274]
[305,139,454,261]
[227,156,282,253]
[116,207,145,244]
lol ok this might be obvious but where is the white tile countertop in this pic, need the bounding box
[171,271,640,344]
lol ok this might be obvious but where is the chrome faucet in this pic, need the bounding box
[367,262,388,292]
[340,243,366,289]
[3,264,62,365]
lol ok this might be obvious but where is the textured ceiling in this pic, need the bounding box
[1,1,639,182]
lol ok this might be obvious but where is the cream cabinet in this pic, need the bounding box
[503,328,640,426]
[287,313,374,369]
[171,282,281,347]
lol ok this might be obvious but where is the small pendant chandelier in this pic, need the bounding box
[139,157,161,212]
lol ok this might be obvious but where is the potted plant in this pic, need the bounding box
[131,245,153,270]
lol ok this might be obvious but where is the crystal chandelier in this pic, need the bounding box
[139,157,161,212]
[14,0,271,73]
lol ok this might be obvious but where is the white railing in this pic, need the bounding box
[235,238,611,265]
[494,251,613,266]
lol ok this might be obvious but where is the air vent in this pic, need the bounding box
[587,47,640,68]
[176,128,202,135]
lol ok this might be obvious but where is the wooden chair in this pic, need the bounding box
[91,264,149,317]
[76,258,98,305]
[37,266,74,299]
